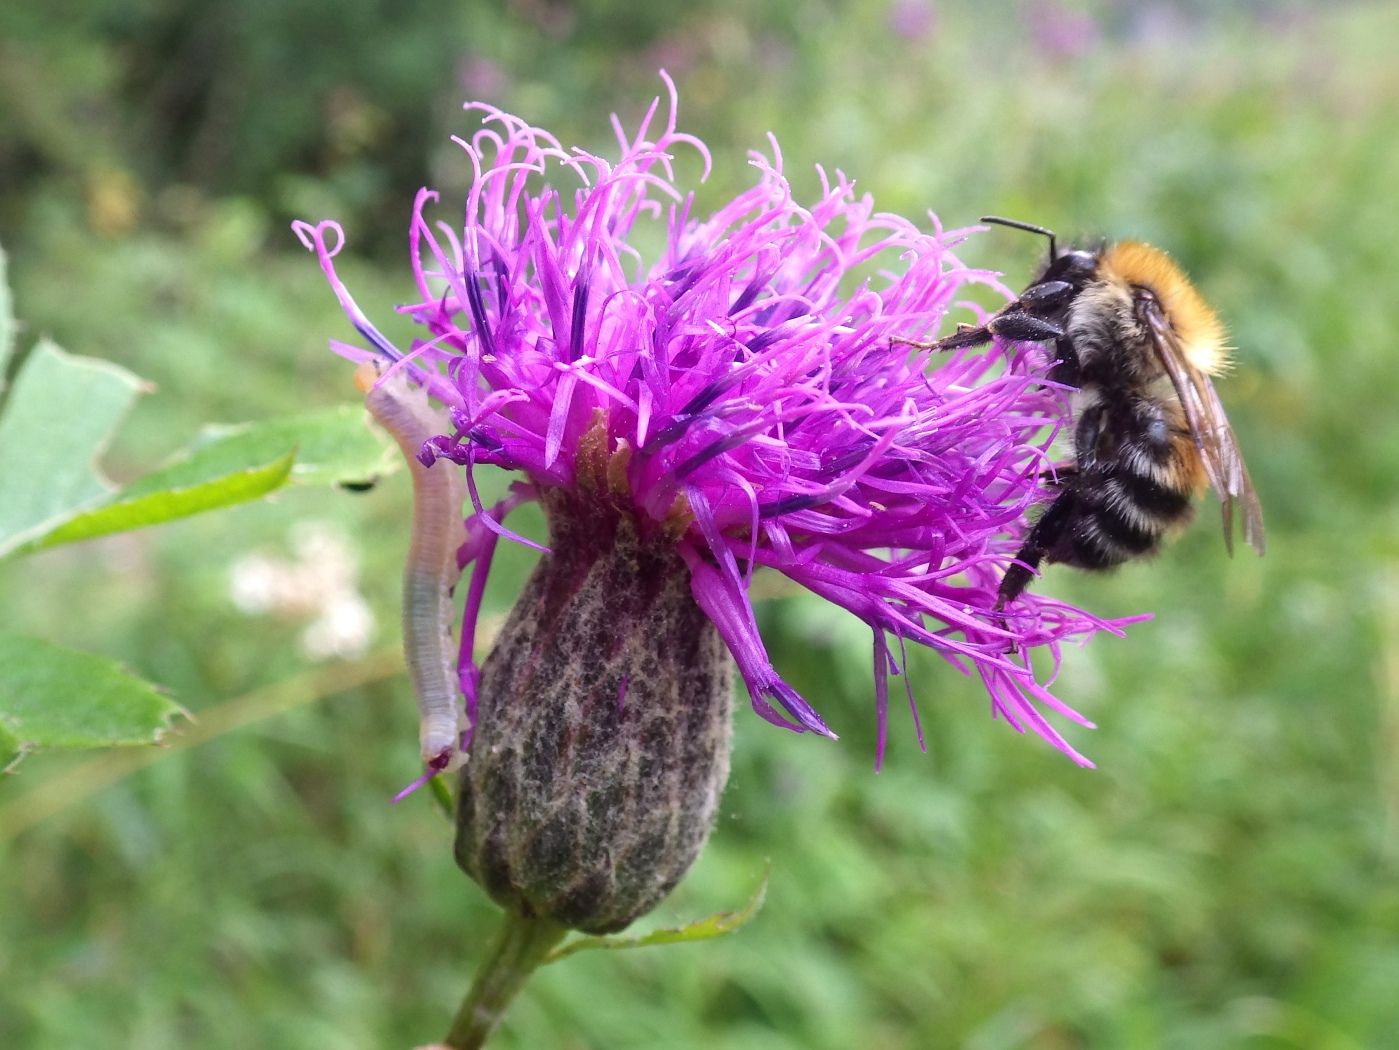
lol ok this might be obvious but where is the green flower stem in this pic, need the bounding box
[444,909,568,1049]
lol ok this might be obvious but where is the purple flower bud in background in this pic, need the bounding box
[1026,0,1101,58]
[888,0,938,43]
[296,75,1132,930]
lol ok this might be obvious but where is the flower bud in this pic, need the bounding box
[454,486,733,934]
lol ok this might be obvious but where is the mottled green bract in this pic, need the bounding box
[456,487,734,934]
[3,3,1399,1049]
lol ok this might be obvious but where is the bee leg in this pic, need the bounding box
[1017,280,1075,309]
[995,486,1081,611]
[892,322,995,352]
[986,311,1064,343]
[1046,335,1081,387]
[894,295,1067,354]
[1038,463,1078,485]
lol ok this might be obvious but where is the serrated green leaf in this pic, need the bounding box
[126,403,393,495]
[0,240,13,390]
[0,339,145,558]
[545,864,770,964]
[0,633,185,772]
[31,450,295,550]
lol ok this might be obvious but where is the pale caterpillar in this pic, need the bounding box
[355,359,468,776]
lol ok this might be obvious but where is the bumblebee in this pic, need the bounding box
[917,217,1265,609]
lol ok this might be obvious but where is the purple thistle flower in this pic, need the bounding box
[294,75,1133,771]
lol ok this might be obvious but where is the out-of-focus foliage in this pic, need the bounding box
[0,632,184,771]
[2,1,1396,1048]
[0,339,147,556]
[0,247,395,769]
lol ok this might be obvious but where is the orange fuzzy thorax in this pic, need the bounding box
[1100,241,1229,375]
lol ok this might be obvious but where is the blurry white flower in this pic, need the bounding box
[230,521,375,659]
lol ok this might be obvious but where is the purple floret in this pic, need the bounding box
[295,74,1137,769]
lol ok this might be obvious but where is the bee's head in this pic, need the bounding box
[1039,247,1099,287]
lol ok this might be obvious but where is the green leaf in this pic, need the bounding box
[0,339,145,558]
[7,403,391,556]
[128,404,394,494]
[428,771,455,820]
[544,864,770,964]
[32,450,295,550]
[0,240,13,390]
[0,633,185,772]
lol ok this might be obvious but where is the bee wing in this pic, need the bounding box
[1145,307,1266,557]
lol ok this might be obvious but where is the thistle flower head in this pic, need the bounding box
[294,75,1130,770]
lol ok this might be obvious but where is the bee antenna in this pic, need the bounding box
[981,216,1058,265]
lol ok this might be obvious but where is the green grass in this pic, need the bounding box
[4,2,1399,1047]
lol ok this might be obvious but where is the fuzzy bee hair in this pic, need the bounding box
[897,220,1263,611]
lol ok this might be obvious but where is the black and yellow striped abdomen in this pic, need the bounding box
[1046,386,1202,572]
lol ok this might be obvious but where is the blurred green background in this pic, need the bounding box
[2,1,1397,1047]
